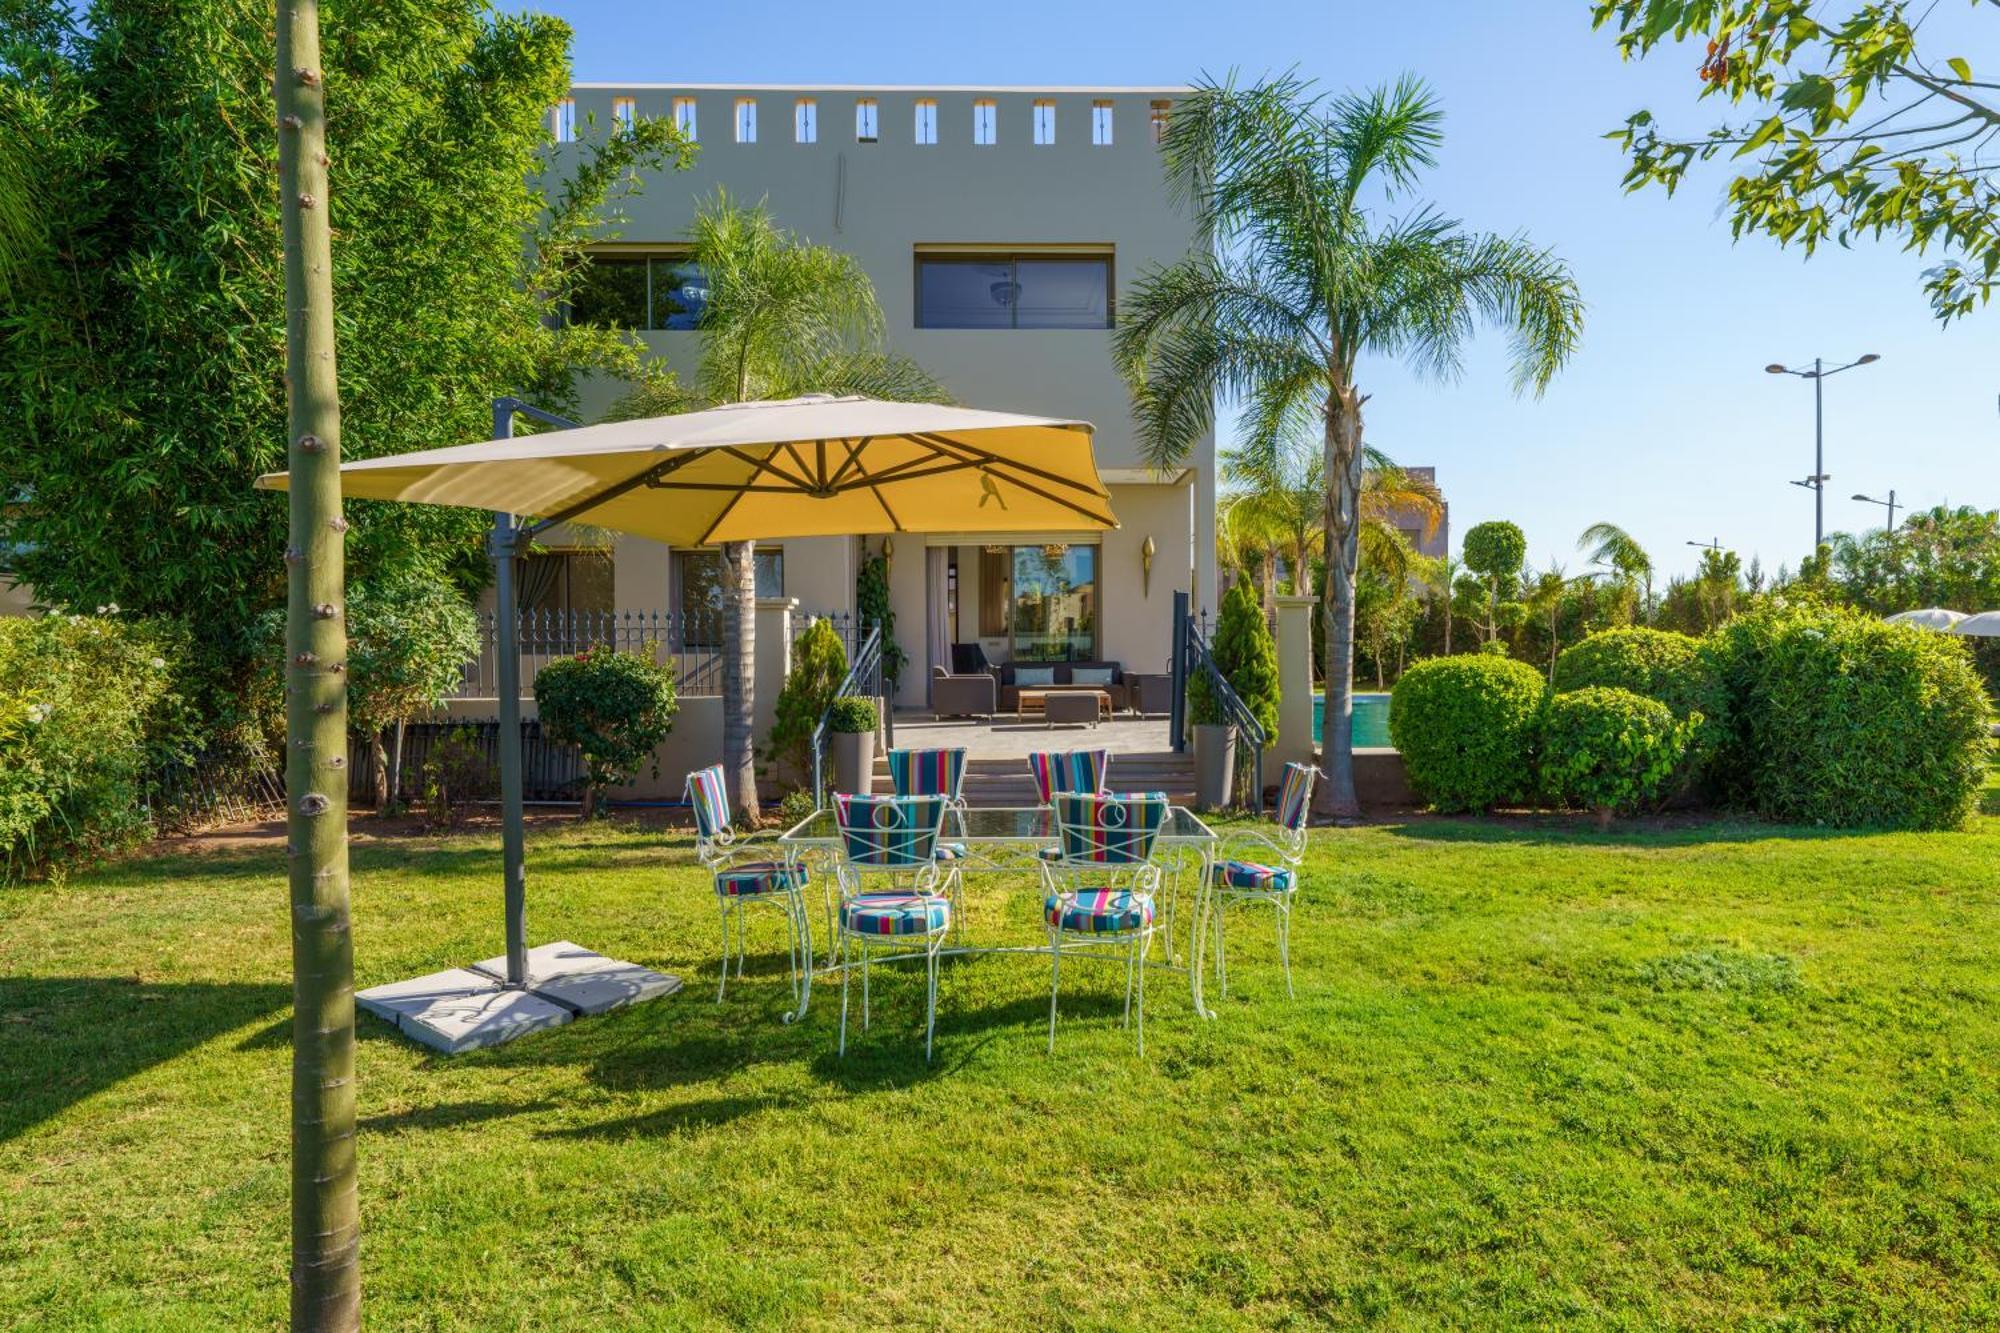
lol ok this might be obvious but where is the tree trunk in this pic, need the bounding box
[387,720,406,813]
[720,540,760,824]
[1316,379,1367,823]
[277,5,359,1327]
[1260,547,1276,612]
[368,731,389,810]
[1442,592,1453,655]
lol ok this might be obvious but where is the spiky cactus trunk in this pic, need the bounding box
[277,3,360,1327]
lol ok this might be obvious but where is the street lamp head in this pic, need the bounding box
[1764,363,1789,374]
[1851,493,1874,503]
[1856,353,1880,365]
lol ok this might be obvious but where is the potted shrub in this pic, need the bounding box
[827,696,879,796]
[1186,677,1235,811]
[1187,581,1281,811]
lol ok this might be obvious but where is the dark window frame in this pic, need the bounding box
[912,250,1116,330]
[564,248,706,331]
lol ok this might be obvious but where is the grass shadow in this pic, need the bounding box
[359,1098,557,1136]
[1374,812,1886,850]
[0,976,290,1142]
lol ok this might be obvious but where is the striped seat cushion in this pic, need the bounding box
[842,892,951,937]
[715,860,809,897]
[1212,859,1294,892]
[1045,889,1154,934]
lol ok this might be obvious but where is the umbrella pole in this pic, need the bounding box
[492,402,529,990]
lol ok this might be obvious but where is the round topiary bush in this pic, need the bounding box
[1553,627,1711,719]
[1539,686,1694,825]
[534,645,679,816]
[1389,655,1548,812]
[1702,603,1993,829]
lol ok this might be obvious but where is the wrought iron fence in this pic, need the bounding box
[347,719,583,805]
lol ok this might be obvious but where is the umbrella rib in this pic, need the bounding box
[913,435,1116,527]
[528,451,703,535]
[846,451,905,532]
[912,433,1109,499]
[721,446,814,492]
[826,437,872,489]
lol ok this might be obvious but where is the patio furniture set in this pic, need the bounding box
[685,751,1319,1059]
[930,651,1176,727]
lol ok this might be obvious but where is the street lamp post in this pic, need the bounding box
[1852,489,1899,534]
[1686,537,1723,553]
[1766,354,1880,552]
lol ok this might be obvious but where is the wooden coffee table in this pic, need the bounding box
[1018,688,1112,724]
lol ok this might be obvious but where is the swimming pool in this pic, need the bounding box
[1312,691,1394,748]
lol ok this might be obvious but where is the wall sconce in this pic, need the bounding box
[1141,533,1156,597]
[881,534,894,573]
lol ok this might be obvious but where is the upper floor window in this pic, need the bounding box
[612,97,636,135]
[914,99,937,145]
[550,98,576,143]
[672,97,697,141]
[915,252,1113,329]
[566,252,708,331]
[1032,100,1055,145]
[1149,100,1170,143]
[855,98,878,142]
[734,98,757,143]
[1091,101,1113,145]
[972,99,997,145]
[795,98,817,143]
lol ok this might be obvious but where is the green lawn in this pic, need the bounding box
[4,792,1999,1328]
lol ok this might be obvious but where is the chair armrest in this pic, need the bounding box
[1214,828,1291,865]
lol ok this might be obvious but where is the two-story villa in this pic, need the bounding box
[540,83,1217,708]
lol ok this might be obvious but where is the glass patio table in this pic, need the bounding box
[777,804,1221,1025]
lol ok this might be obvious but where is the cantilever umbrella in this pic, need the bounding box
[256,394,1114,1051]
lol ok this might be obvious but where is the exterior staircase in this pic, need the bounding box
[871,751,1196,806]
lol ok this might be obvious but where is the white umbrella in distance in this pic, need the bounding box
[1950,610,2000,637]
[1886,607,1969,631]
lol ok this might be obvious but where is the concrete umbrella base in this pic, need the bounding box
[356,941,680,1054]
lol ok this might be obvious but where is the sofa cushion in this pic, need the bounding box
[1071,666,1115,686]
[1014,666,1057,687]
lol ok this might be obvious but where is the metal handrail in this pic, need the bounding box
[1183,614,1267,813]
[811,625,886,808]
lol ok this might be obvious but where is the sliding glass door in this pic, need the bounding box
[1009,545,1097,661]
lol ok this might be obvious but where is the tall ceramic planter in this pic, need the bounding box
[1193,722,1236,811]
[831,728,876,796]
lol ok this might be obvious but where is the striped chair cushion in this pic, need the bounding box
[887,747,967,800]
[1052,792,1166,865]
[1027,749,1110,804]
[715,861,809,897]
[1212,859,1295,892]
[833,794,946,868]
[842,892,951,936]
[1276,763,1316,833]
[686,764,731,840]
[1045,889,1154,934]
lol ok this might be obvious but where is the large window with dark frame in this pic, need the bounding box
[915,253,1112,329]
[672,548,785,648]
[976,543,1098,661]
[565,252,708,330]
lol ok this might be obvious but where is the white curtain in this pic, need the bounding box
[925,546,950,705]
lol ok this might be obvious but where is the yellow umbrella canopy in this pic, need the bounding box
[256,394,1116,541]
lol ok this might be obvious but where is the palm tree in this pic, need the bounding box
[607,193,947,822]
[1577,521,1653,624]
[1115,74,1583,819]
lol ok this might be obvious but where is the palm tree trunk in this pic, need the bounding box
[720,540,760,823]
[1261,547,1276,611]
[1317,380,1367,822]
[277,4,359,1326]
[1291,528,1313,599]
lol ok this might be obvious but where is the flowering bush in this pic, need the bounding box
[0,612,193,881]
[533,645,678,816]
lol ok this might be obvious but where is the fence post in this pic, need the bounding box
[1169,590,1189,755]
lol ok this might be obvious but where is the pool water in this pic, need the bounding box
[1312,692,1393,748]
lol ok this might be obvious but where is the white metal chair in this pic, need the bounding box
[1210,762,1317,998]
[1041,791,1168,1055]
[832,793,953,1061]
[886,747,970,938]
[686,764,810,1007]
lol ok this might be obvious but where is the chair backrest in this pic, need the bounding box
[1276,763,1316,834]
[685,764,731,848]
[1027,749,1110,804]
[833,793,947,871]
[1051,792,1167,866]
[887,747,967,801]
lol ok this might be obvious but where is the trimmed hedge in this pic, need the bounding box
[1389,655,1547,812]
[1553,627,1711,719]
[534,646,678,814]
[1702,603,1992,829]
[827,696,878,733]
[1539,686,1693,819]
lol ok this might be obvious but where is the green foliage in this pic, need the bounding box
[1389,655,1549,812]
[856,554,905,686]
[1195,580,1281,740]
[1478,639,1511,657]
[1462,522,1528,581]
[775,786,818,830]
[1823,504,2000,614]
[1555,627,1712,718]
[418,728,495,833]
[0,613,193,880]
[766,618,847,779]
[533,647,679,810]
[1539,686,1695,817]
[826,696,878,734]
[1702,602,1993,829]
[1594,0,1998,322]
[0,3,693,742]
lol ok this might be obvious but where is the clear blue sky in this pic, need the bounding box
[540,0,1998,582]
